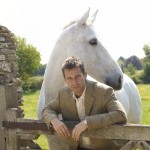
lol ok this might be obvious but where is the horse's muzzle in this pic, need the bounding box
[105,75,123,91]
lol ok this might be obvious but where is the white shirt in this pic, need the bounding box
[73,88,86,121]
[73,87,91,149]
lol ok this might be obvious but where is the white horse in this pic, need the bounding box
[37,9,142,124]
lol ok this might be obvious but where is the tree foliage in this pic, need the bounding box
[125,55,143,70]
[117,56,143,84]
[117,44,150,84]
[15,36,41,80]
[117,55,143,74]
[34,64,46,76]
[143,44,150,82]
[127,63,135,75]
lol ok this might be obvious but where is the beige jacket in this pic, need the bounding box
[42,80,127,150]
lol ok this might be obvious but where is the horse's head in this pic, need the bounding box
[53,8,123,90]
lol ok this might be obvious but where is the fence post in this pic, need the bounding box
[5,108,18,150]
[0,85,6,150]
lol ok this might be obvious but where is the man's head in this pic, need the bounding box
[62,56,85,78]
[62,56,87,97]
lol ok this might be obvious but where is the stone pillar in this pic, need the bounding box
[0,26,23,149]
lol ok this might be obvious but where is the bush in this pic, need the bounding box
[131,75,143,84]
[126,70,144,84]
[140,74,150,84]
[22,76,43,93]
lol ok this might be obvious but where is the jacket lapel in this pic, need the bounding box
[84,81,95,116]
[64,81,95,119]
[65,91,79,120]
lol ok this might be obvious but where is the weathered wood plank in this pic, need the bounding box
[5,84,17,109]
[86,123,150,141]
[0,86,6,150]
[18,139,42,149]
[120,140,150,150]
[3,120,150,141]
[3,120,49,131]
[136,141,150,150]
[5,109,18,150]
[17,132,40,140]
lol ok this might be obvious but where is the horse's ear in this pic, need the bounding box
[77,8,90,26]
[88,10,98,25]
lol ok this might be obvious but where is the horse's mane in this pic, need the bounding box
[63,19,78,29]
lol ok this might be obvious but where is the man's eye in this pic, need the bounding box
[66,78,71,81]
[76,75,81,79]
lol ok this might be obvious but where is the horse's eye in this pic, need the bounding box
[89,38,97,45]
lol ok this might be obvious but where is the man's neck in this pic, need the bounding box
[73,86,86,99]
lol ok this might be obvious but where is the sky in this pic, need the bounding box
[0,0,150,64]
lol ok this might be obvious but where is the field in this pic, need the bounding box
[22,84,150,149]
[137,84,150,124]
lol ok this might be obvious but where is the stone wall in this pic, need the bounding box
[0,26,18,84]
[0,25,24,111]
[0,25,23,149]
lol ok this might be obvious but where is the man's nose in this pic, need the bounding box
[71,78,78,84]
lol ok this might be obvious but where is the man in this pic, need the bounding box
[42,56,127,150]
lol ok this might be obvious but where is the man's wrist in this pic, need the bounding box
[51,118,59,126]
[83,119,88,128]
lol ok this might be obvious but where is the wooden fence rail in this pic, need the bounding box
[2,108,150,150]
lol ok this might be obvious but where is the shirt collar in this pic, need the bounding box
[73,86,86,101]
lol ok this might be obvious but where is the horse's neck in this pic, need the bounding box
[43,48,66,103]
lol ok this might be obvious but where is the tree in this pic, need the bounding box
[127,63,135,75]
[117,56,126,72]
[15,36,41,81]
[143,44,150,82]
[34,64,46,76]
[125,55,143,70]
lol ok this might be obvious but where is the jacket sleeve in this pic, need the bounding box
[85,86,127,130]
[41,91,61,129]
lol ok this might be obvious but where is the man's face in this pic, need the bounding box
[64,67,87,97]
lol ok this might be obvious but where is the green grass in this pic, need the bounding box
[22,91,48,149]
[137,84,150,124]
[22,84,150,149]
[22,91,39,119]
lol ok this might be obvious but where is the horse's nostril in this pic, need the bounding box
[105,75,123,91]
[118,76,122,84]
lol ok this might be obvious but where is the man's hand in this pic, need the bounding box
[72,120,88,142]
[51,118,70,137]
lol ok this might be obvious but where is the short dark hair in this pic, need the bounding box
[62,56,85,78]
